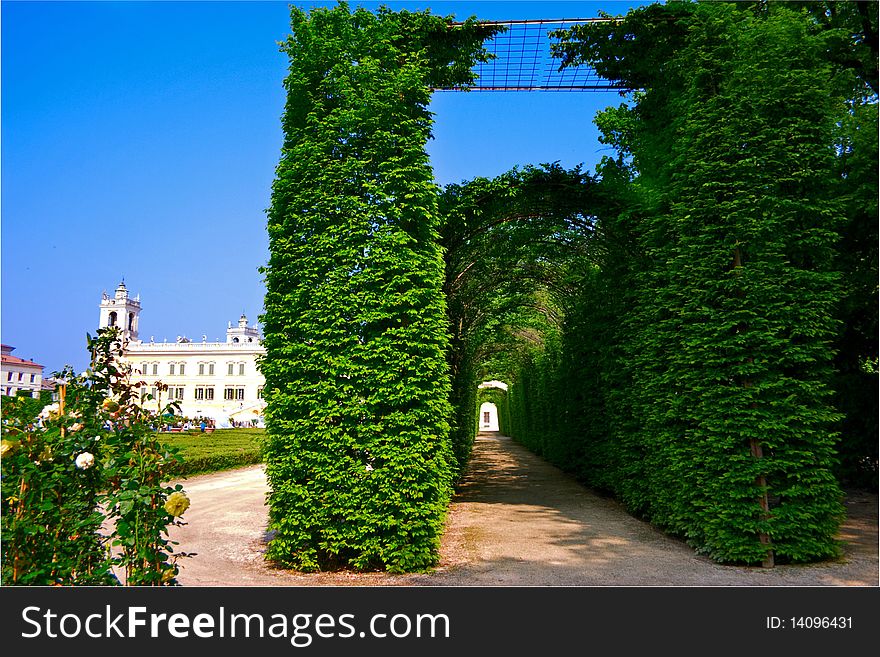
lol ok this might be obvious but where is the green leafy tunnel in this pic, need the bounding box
[261,1,877,571]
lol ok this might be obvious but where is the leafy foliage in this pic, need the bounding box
[260,0,872,572]
[261,2,499,572]
[1,328,190,585]
[505,1,858,564]
[162,428,264,476]
[440,164,595,474]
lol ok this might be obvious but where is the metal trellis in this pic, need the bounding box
[434,18,623,92]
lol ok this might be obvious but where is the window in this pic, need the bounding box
[199,363,205,376]
[239,363,245,376]
[18,373,23,381]
[5,387,10,395]
[169,363,176,376]
[224,387,245,401]
[257,387,263,399]
[227,363,234,376]
[152,363,158,376]
[179,363,185,376]
[169,387,184,400]
[483,412,490,424]
[195,387,215,401]
[6,372,12,382]
[30,374,36,383]
[208,363,215,375]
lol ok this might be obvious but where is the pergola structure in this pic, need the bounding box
[435,18,623,92]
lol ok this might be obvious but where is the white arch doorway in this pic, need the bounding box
[479,401,499,432]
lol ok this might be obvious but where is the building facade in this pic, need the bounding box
[100,282,266,426]
[1,344,44,398]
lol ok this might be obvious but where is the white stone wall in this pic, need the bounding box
[479,401,499,432]
[123,341,265,425]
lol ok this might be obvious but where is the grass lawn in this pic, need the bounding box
[160,428,264,476]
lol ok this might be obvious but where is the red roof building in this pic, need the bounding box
[1,344,45,398]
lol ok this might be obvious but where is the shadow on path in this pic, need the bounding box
[169,433,878,586]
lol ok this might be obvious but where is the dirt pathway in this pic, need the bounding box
[169,433,878,586]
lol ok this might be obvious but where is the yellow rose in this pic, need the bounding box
[163,491,190,517]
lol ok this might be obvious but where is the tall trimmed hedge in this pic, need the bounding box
[505,2,850,565]
[261,4,497,572]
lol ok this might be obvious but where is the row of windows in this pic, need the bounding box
[142,386,262,402]
[138,361,248,377]
[4,387,39,397]
[195,387,214,401]
[5,372,37,383]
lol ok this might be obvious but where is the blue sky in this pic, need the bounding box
[2,1,647,374]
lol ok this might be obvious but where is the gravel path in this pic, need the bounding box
[169,433,878,586]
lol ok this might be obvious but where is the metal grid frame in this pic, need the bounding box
[434,18,622,92]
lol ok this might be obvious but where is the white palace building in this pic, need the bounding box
[99,281,265,426]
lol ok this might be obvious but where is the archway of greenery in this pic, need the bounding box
[262,1,877,572]
[440,163,598,474]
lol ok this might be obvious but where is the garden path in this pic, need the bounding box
[168,433,878,586]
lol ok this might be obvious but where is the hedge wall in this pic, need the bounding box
[505,3,852,565]
[261,3,497,572]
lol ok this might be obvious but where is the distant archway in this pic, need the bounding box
[478,401,499,431]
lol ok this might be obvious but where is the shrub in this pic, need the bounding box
[1,328,191,585]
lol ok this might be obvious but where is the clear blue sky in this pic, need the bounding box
[2,0,648,374]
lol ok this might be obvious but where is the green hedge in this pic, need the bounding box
[162,429,264,477]
[260,4,498,572]
[506,3,849,565]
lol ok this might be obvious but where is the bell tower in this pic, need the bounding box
[226,312,261,344]
[99,280,141,343]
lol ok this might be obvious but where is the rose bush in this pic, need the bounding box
[1,328,191,585]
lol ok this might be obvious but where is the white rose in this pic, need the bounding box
[39,403,59,419]
[75,452,95,470]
